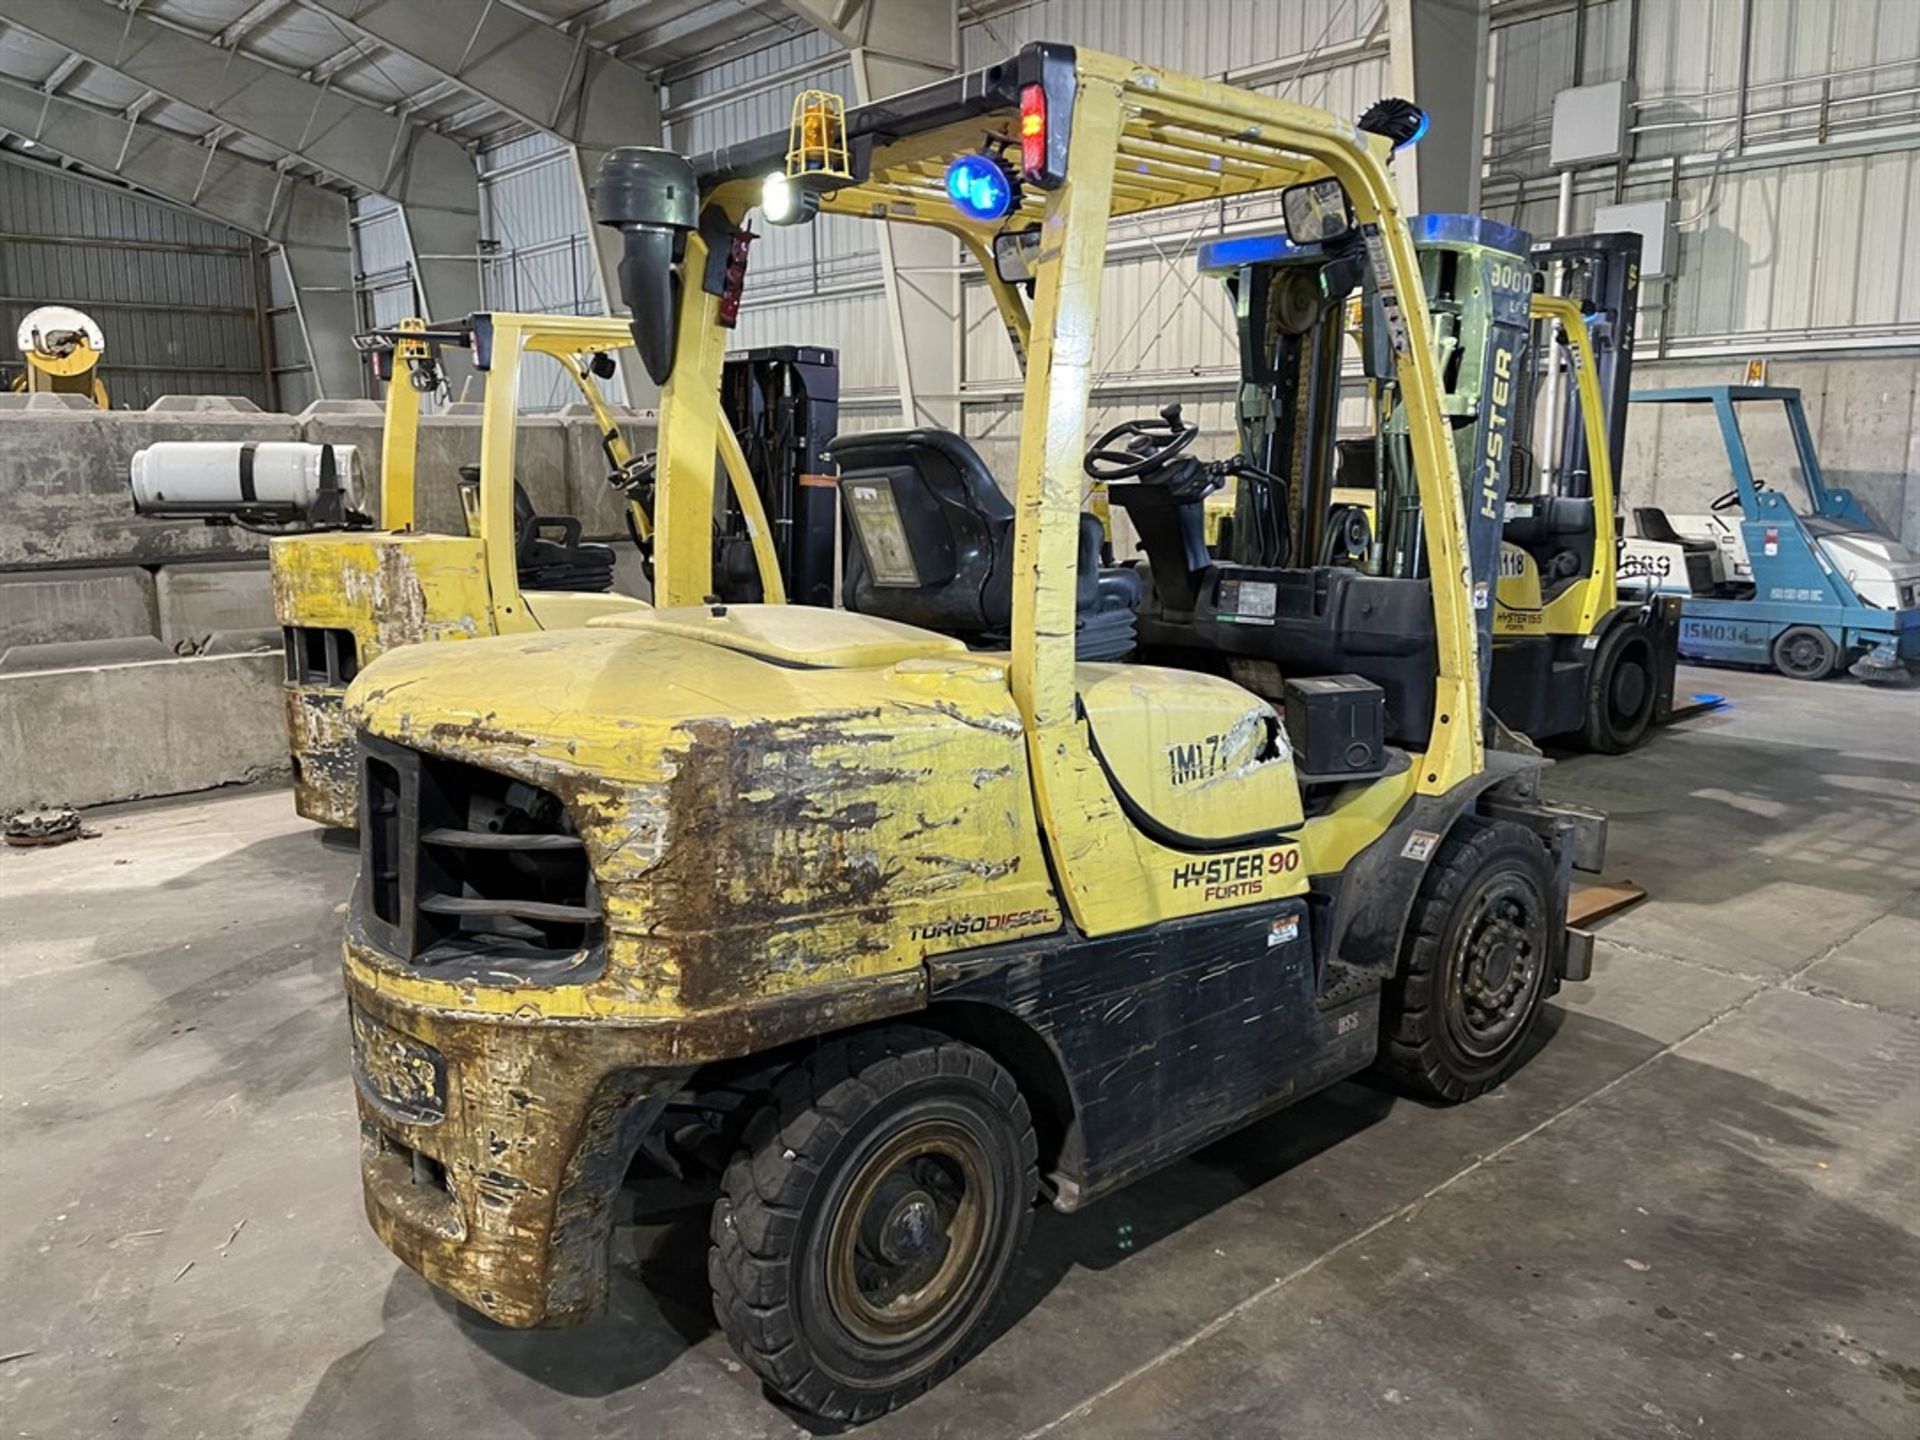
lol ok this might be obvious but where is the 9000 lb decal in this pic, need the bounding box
[1172,846,1302,902]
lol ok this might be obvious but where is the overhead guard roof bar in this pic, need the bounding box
[691,44,1339,232]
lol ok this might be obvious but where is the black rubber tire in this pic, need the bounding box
[709,1026,1037,1422]
[1582,621,1659,754]
[1771,624,1839,681]
[1374,818,1559,1103]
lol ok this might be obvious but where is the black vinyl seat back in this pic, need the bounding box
[1633,506,1720,595]
[1634,505,1715,552]
[455,465,615,594]
[1505,494,1595,593]
[830,429,1016,633]
[830,429,1129,655]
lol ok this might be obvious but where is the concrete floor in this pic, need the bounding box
[3,665,1916,1439]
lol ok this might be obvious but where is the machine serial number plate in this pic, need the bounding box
[1218,579,1277,625]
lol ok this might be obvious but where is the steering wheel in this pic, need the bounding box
[1084,402,1199,480]
[1710,477,1763,512]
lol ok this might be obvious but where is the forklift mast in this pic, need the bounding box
[1209,228,1360,571]
[1529,231,1641,501]
[1370,216,1535,590]
[715,344,840,605]
[1369,216,1535,704]
[1206,215,1533,713]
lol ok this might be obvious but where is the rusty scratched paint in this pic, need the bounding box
[345,951,927,1325]
[285,689,359,827]
[338,624,1066,1323]
[272,533,495,825]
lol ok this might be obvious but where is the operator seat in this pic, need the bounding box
[455,465,616,593]
[1505,494,1595,594]
[1635,505,1719,594]
[828,429,1138,660]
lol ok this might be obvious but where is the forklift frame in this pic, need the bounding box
[336,46,1604,1410]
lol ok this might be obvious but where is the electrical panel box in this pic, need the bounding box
[1550,80,1636,167]
[1595,198,1674,276]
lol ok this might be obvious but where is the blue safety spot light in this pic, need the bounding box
[946,155,1013,222]
[1400,108,1430,150]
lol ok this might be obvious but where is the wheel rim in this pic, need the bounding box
[1445,871,1548,1061]
[1778,631,1830,677]
[825,1118,993,1346]
[1606,638,1652,730]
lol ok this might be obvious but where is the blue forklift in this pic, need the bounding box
[1619,385,1920,682]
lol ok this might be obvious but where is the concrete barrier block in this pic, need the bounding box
[0,392,96,412]
[0,566,158,649]
[0,406,299,568]
[0,651,287,810]
[197,628,281,656]
[146,395,265,413]
[156,561,274,644]
[0,636,174,673]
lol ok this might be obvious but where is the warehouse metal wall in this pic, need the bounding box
[346,144,619,412]
[321,0,1919,465]
[662,29,887,416]
[0,155,273,410]
[1488,0,1920,357]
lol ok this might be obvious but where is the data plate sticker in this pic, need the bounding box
[1218,578,1278,625]
[1400,829,1441,862]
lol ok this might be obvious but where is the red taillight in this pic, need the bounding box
[1019,82,1046,178]
[718,229,753,328]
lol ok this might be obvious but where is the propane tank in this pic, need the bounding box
[129,441,363,522]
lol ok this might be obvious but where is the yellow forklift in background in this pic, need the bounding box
[335,49,1606,1421]
[130,313,788,825]
[1201,223,1678,752]
[1491,232,1682,751]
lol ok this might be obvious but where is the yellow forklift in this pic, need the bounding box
[336,49,1605,1420]
[129,313,792,826]
[1491,233,1682,751]
[1200,223,1679,752]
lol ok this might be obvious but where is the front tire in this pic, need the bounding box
[709,1027,1037,1422]
[1582,621,1659,753]
[1375,818,1559,1103]
[1771,624,1839,681]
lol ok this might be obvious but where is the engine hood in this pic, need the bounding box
[341,606,1059,1017]
[345,606,1012,786]
[1814,532,1920,608]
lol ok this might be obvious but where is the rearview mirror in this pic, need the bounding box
[1282,179,1354,246]
[992,227,1042,286]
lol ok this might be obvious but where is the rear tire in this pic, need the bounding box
[1771,625,1838,681]
[709,1026,1037,1422]
[1375,818,1559,1103]
[1582,622,1658,753]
